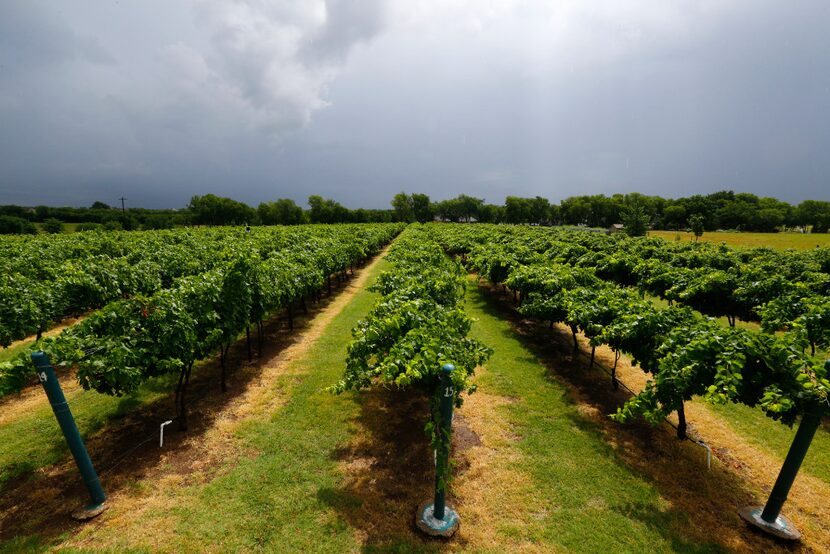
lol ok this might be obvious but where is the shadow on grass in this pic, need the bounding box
[318,387,474,553]
[0,269,367,547]
[466,281,808,554]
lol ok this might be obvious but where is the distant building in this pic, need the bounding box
[608,223,625,235]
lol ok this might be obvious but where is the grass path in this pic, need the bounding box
[453,281,729,553]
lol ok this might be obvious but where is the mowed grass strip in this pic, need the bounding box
[460,279,726,553]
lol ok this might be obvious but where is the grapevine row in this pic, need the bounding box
[0,226,375,348]
[332,225,491,449]
[441,224,830,354]
[0,224,404,427]
[430,224,829,439]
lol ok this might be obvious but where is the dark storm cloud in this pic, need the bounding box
[0,3,115,75]
[0,1,827,209]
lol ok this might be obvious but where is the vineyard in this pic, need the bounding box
[1,223,829,552]
[0,224,404,422]
[436,224,830,437]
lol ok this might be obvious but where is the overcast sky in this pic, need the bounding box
[1,1,828,209]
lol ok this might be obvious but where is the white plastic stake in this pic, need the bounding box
[159,420,173,448]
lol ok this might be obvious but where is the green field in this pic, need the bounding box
[649,229,830,250]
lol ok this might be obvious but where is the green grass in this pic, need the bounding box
[0,341,32,364]
[0,374,177,491]
[33,222,82,234]
[706,402,830,485]
[650,230,830,250]
[461,281,725,553]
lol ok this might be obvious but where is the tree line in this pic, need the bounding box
[408,191,829,233]
[2,190,829,234]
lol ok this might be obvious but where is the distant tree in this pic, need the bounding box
[258,199,304,225]
[364,209,394,222]
[456,194,484,222]
[621,198,649,237]
[142,214,175,230]
[688,214,705,241]
[528,196,551,224]
[477,203,503,223]
[796,200,830,233]
[103,213,139,231]
[350,208,369,223]
[391,192,415,223]
[307,195,350,223]
[0,205,31,219]
[662,205,686,230]
[589,194,621,227]
[548,203,560,225]
[411,193,433,223]
[90,201,111,210]
[504,196,532,223]
[189,194,256,226]
[754,208,785,232]
[434,195,485,222]
[560,197,592,225]
[42,218,64,234]
[34,205,51,221]
[715,199,755,230]
[308,195,328,223]
[433,199,455,222]
[0,216,37,235]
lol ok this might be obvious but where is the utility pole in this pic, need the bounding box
[119,197,126,213]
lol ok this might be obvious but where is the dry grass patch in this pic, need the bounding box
[452,370,557,553]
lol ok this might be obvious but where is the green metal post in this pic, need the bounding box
[433,363,455,520]
[31,351,107,519]
[415,363,460,537]
[739,360,829,541]
[760,406,822,523]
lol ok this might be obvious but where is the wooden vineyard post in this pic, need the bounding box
[416,363,460,538]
